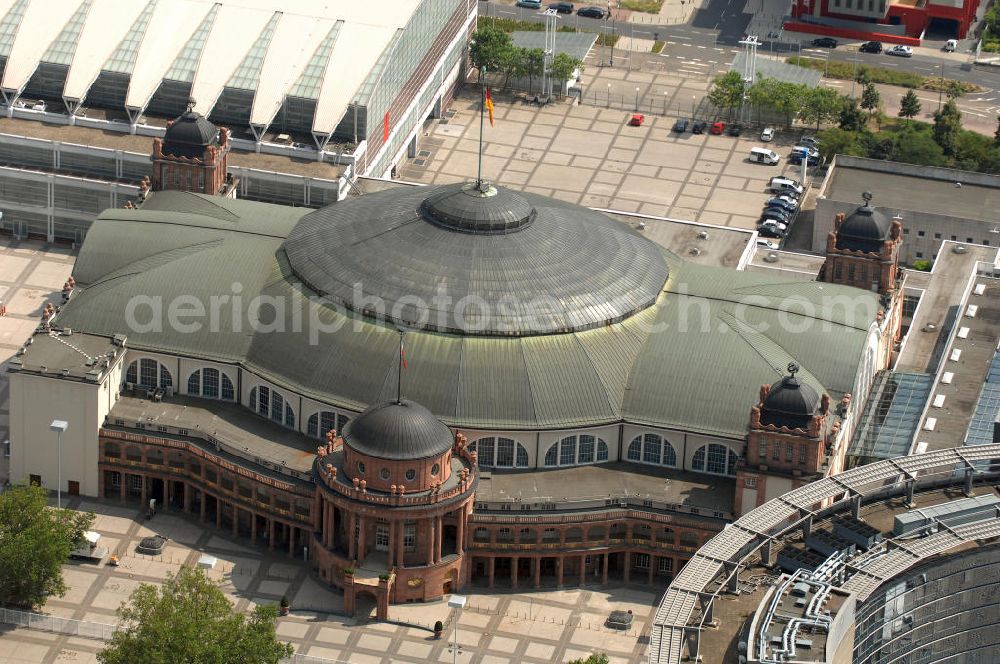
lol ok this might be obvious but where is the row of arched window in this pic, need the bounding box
[544,435,609,467]
[121,359,740,476]
[471,524,705,547]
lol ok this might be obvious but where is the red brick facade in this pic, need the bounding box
[150,126,231,195]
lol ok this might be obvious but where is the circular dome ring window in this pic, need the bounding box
[405,469,416,481]
[380,468,390,480]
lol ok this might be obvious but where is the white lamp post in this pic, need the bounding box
[50,420,68,509]
[447,594,467,664]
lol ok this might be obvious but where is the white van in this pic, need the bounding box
[768,176,804,196]
[750,147,781,165]
[944,39,958,52]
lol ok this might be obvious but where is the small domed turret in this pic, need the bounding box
[760,363,820,430]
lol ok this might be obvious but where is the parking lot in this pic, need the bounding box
[399,87,814,233]
[1,498,655,664]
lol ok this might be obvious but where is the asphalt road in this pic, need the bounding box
[481,1,1000,92]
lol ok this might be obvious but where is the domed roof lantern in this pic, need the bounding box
[162,98,219,155]
[835,191,891,252]
[342,399,454,461]
[760,362,821,429]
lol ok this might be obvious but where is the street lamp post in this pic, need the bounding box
[448,595,467,664]
[635,87,640,111]
[50,420,68,509]
[607,83,611,108]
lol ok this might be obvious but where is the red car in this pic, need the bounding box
[628,114,645,126]
[710,121,725,135]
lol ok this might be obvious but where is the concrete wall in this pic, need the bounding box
[8,361,122,496]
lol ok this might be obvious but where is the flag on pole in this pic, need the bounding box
[400,335,407,370]
[485,88,495,127]
[383,111,390,143]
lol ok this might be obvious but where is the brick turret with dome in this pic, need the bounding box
[150,99,235,196]
[310,362,477,618]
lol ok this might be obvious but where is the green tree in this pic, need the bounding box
[499,46,526,90]
[567,654,610,664]
[945,80,964,100]
[994,115,1000,146]
[818,127,862,160]
[549,52,583,92]
[707,71,746,119]
[0,482,94,609]
[800,86,844,131]
[953,130,993,171]
[838,99,867,132]
[523,47,545,93]
[98,566,293,664]
[932,99,963,156]
[470,26,513,77]
[894,125,947,166]
[861,83,880,120]
[898,89,921,122]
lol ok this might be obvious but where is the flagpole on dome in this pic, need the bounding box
[477,65,486,191]
[397,329,406,405]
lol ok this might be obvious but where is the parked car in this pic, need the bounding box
[727,123,742,137]
[750,147,781,165]
[811,37,838,48]
[628,113,645,126]
[548,2,574,13]
[792,145,820,158]
[759,223,786,238]
[766,197,798,212]
[672,118,689,133]
[886,45,913,57]
[762,206,793,222]
[692,121,708,134]
[760,215,789,230]
[799,135,819,149]
[760,126,775,142]
[860,41,882,53]
[768,176,804,196]
[757,238,780,250]
[790,152,822,166]
[576,5,605,18]
[944,39,958,52]
[516,0,542,7]
[710,121,726,135]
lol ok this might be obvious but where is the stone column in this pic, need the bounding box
[119,475,126,502]
[357,516,366,563]
[251,512,257,544]
[512,556,519,588]
[455,506,465,555]
[580,555,587,586]
[624,552,631,583]
[387,520,396,567]
[435,515,443,562]
[534,557,541,588]
[648,558,655,584]
[602,553,609,584]
[269,518,275,551]
[199,491,206,521]
[232,506,239,537]
[396,521,405,568]
[216,499,222,529]
[289,525,297,557]
[556,556,564,587]
[426,519,436,565]
[488,556,495,589]
[162,479,168,509]
[348,513,356,560]
[183,484,192,513]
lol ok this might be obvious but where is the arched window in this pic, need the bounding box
[542,434,612,467]
[691,443,739,476]
[249,385,296,429]
[104,442,120,458]
[473,528,490,542]
[626,433,677,467]
[186,368,235,401]
[125,358,172,390]
[307,411,351,439]
[469,437,529,469]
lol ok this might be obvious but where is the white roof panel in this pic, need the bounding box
[311,23,396,136]
[248,13,333,127]
[124,0,208,110]
[187,3,273,115]
[63,0,145,101]
[1,0,81,93]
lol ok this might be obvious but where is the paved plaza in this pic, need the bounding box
[0,498,656,664]
[398,87,808,232]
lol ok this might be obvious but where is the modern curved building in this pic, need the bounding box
[0,0,473,176]
[7,174,904,614]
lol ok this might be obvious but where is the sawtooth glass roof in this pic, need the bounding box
[56,189,881,436]
[0,0,425,136]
